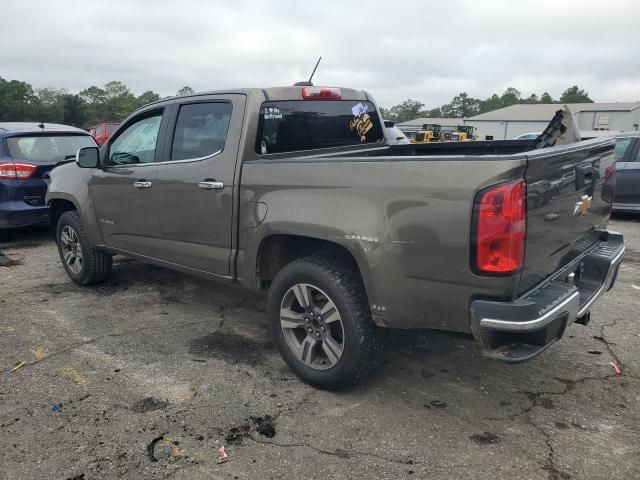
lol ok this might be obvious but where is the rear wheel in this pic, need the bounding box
[56,211,112,285]
[268,255,387,390]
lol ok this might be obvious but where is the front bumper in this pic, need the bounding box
[470,232,624,362]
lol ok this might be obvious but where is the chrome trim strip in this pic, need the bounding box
[104,149,224,169]
[479,291,580,332]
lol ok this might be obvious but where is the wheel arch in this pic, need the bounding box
[255,233,377,307]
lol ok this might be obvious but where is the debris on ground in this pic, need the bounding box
[10,360,26,372]
[147,433,168,462]
[469,431,501,445]
[50,403,62,412]
[216,446,229,464]
[608,362,622,375]
[251,415,276,438]
[0,251,25,267]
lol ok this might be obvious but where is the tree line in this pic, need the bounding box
[379,85,594,123]
[0,77,195,128]
[1,76,595,128]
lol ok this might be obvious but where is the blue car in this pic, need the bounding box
[0,123,97,239]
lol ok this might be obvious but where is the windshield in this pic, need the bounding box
[6,134,96,162]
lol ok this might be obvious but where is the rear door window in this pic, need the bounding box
[256,100,384,155]
[170,102,232,161]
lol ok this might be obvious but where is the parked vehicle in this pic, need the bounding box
[513,132,541,140]
[88,122,119,146]
[383,121,410,145]
[0,123,96,239]
[612,132,640,212]
[46,86,624,389]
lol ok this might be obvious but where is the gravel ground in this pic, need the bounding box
[0,215,639,480]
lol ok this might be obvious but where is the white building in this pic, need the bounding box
[464,103,640,140]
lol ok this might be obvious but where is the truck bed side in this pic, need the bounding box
[237,155,526,332]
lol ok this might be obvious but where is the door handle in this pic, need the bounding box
[133,181,152,189]
[198,180,224,190]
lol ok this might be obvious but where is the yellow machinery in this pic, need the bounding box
[411,124,441,143]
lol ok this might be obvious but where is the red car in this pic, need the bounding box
[88,122,119,146]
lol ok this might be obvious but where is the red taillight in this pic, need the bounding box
[301,87,342,100]
[0,162,37,180]
[474,180,526,274]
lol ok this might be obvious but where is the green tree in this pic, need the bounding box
[378,106,394,121]
[446,92,480,117]
[79,85,107,126]
[103,81,137,120]
[61,94,85,127]
[0,77,39,121]
[520,93,539,104]
[33,87,67,123]
[478,94,503,114]
[559,86,593,103]
[540,92,554,103]
[177,86,195,96]
[136,90,161,108]
[500,87,521,107]
[389,99,424,123]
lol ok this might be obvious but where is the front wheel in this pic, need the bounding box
[268,255,387,390]
[56,211,112,285]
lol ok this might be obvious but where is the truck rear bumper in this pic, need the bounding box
[470,232,624,362]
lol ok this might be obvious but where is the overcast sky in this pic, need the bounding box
[2,0,639,108]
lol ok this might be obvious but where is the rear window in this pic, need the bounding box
[255,100,384,155]
[106,123,119,134]
[6,134,96,162]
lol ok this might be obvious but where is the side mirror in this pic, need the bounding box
[76,146,100,168]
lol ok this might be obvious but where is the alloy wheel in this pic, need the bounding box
[280,283,345,370]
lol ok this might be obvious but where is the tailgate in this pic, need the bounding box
[518,137,616,294]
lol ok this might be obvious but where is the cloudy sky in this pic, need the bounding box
[2,0,639,108]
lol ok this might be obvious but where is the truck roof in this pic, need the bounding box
[135,86,372,115]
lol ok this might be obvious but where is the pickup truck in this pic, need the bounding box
[46,86,625,389]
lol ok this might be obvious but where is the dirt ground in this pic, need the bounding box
[1,216,639,480]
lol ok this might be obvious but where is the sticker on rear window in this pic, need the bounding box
[350,107,374,142]
[351,102,368,116]
[263,107,283,120]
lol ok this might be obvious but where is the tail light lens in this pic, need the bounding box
[301,87,342,100]
[473,180,526,275]
[0,162,38,180]
[0,162,37,180]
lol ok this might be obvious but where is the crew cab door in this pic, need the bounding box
[151,95,245,276]
[90,108,169,256]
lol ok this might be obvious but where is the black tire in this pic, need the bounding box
[0,229,10,242]
[56,211,112,285]
[268,255,387,390]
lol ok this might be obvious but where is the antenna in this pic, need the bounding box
[293,56,322,87]
[308,56,322,83]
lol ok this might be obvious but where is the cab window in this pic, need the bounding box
[255,100,383,155]
[170,102,232,161]
[107,113,162,165]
